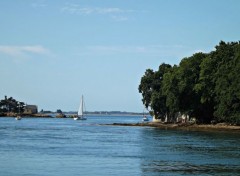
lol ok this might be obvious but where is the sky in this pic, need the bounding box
[0,0,240,112]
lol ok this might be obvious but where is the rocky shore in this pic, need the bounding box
[108,122,240,133]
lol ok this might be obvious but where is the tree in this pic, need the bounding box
[56,109,63,113]
[162,65,180,119]
[212,41,240,124]
[138,69,155,109]
[0,96,25,114]
[139,63,172,118]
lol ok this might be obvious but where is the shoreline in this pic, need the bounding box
[0,114,53,118]
[107,122,240,133]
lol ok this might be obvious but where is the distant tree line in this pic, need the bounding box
[139,41,240,124]
[0,96,25,114]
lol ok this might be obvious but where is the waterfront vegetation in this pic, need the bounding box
[139,41,240,125]
[0,96,25,115]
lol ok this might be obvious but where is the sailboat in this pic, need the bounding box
[142,109,149,122]
[74,95,87,120]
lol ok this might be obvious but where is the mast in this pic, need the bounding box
[81,95,84,117]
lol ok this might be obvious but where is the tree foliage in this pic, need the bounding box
[0,96,25,114]
[138,64,172,118]
[139,41,240,124]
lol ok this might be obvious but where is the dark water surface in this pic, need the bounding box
[0,116,239,176]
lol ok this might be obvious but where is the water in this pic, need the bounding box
[0,116,239,176]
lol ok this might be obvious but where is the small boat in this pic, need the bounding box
[15,116,22,120]
[74,95,87,120]
[142,115,149,122]
[142,109,149,122]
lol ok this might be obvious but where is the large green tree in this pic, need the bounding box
[161,65,180,120]
[212,41,240,123]
[139,63,172,118]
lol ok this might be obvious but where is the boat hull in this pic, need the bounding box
[142,117,149,122]
[74,117,87,120]
[15,116,22,120]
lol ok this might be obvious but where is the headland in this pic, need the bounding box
[108,122,240,133]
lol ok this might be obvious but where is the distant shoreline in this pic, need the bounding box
[0,113,53,118]
[0,112,146,118]
[0,113,145,118]
[107,122,240,133]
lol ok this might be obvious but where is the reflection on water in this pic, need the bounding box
[141,161,240,176]
[139,128,240,175]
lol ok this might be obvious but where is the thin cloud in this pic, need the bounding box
[31,0,47,8]
[0,45,51,58]
[61,4,126,15]
[61,4,136,21]
[76,45,189,57]
[97,7,124,14]
[87,45,149,54]
[111,15,129,21]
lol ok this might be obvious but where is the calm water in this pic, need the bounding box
[0,116,239,176]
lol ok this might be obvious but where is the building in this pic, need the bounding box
[24,105,38,114]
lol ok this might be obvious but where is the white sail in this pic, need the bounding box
[78,96,83,116]
[74,95,87,120]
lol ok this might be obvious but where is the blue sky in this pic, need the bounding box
[0,0,240,112]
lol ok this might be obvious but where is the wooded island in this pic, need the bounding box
[139,41,240,125]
